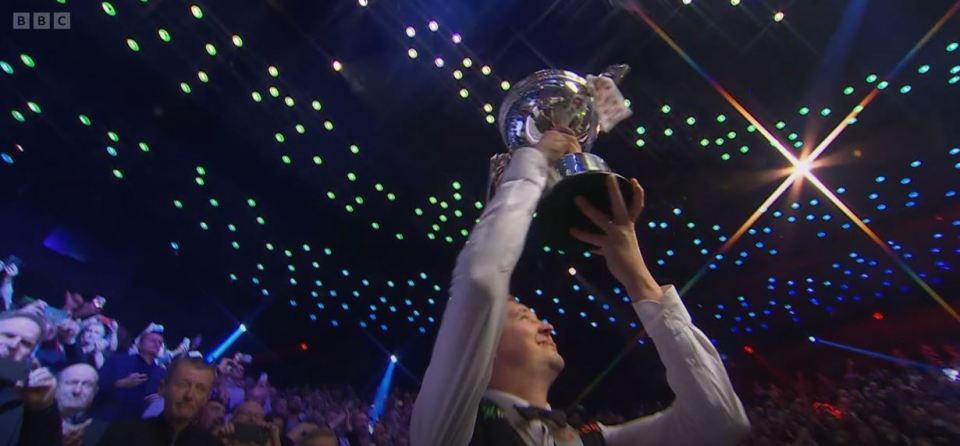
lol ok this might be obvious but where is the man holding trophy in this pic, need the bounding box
[411,67,750,445]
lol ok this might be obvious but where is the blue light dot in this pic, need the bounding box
[910,160,921,168]
[875,176,886,183]
[836,187,846,194]
[900,178,911,185]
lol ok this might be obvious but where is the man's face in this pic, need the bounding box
[495,301,565,374]
[351,412,369,433]
[56,364,98,413]
[139,332,164,357]
[303,436,339,446]
[197,401,225,430]
[81,323,105,348]
[0,316,42,361]
[160,365,215,423]
[232,401,265,424]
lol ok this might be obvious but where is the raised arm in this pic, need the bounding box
[411,132,579,446]
[570,175,749,446]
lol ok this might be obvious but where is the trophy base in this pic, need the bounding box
[535,171,634,252]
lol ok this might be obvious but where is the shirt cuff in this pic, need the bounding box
[631,285,692,335]
[501,147,549,189]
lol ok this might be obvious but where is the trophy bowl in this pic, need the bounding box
[497,68,633,251]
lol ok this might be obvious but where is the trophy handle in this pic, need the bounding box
[601,64,630,85]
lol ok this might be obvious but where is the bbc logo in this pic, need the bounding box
[12,12,71,30]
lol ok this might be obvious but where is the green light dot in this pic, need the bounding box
[197,71,209,83]
[355,196,364,205]
[311,100,322,111]
[720,153,731,161]
[347,172,357,181]
[158,29,171,42]
[269,87,280,97]
[324,121,334,131]
[663,128,673,137]
[843,86,854,95]
[349,144,360,154]
[126,38,140,52]
[194,177,205,186]
[452,181,462,190]
[101,2,116,17]
[439,215,448,223]
[788,133,798,141]
[793,141,803,148]
[251,91,262,102]
[20,54,35,68]
[444,236,454,243]
[686,116,696,125]
[727,131,737,139]
[199,222,208,230]
[371,222,380,230]
[312,156,322,165]
[231,241,240,250]
[266,243,274,251]
[453,192,462,201]
[232,35,244,47]
[106,146,117,157]
[190,4,203,19]
[107,131,119,142]
[715,138,725,146]
[951,65,960,75]
[746,125,756,133]
[635,126,646,135]
[395,233,405,240]
[374,183,384,192]
[946,42,958,52]
[635,139,645,148]
[247,198,257,207]
[268,65,279,77]
[899,85,911,94]
[295,124,305,134]
[204,43,217,56]
[112,169,124,179]
[79,114,92,126]
[453,70,463,80]
[209,198,219,207]
[459,89,469,98]
[918,64,930,74]
[414,208,423,216]
[281,155,292,164]
[227,224,237,232]
[460,229,469,237]
[500,81,510,91]
[716,114,726,123]
[173,200,183,209]
[180,82,192,94]
[699,138,709,147]
[284,96,295,107]
[327,191,336,200]
[440,201,449,209]
[739,145,749,153]
[275,133,285,143]
[431,224,440,231]
[427,233,436,240]
[1,61,13,75]
[387,193,396,201]
[256,216,265,225]
[428,196,438,204]
[474,201,483,209]
[345,205,354,213]
[138,142,149,152]
[775,121,786,130]
[454,210,463,218]
[11,110,25,122]
[865,73,878,83]
[948,75,960,85]
[820,108,831,116]
[798,107,809,115]
[660,104,671,114]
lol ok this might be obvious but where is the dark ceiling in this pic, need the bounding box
[2,0,959,411]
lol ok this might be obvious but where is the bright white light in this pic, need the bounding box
[943,368,958,381]
[390,354,398,363]
[568,267,577,276]
[407,48,418,59]
[451,33,462,44]
[730,0,740,5]
[808,336,816,343]
[774,11,785,22]
[434,57,444,68]
[332,60,343,72]
[428,20,439,32]
[405,26,415,38]
[794,159,812,175]
[358,0,369,7]
[682,0,692,4]
[239,324,248,332]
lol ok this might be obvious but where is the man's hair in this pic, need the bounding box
[166,357,216,381]
[57,362,99,382]
[0,310,47,342]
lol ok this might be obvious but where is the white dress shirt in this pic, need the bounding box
[410,147,750,446]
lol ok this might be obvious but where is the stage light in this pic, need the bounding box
[452,33,462,44]
[206,323,249,362]
[808,336,817,343]
[872,312,884,320]
[232,35,244,47]
[462,58,473,68]
[434,57,444,68]
[500,81,511,90]
[358,0,369,7]
[568,267,577,276]
[682,0,692,5]
[405,26,415,38]
[428,20,439,31]
[101,2,116,17]
[205,43,217,56]
[158,29,171,43]
[390,354,398,363]
[743,345,754,354]
[481,65,492,75]
[332,60,343,71]
[190,5,203,19]
[300,342,308,351]
[773,11,785,22]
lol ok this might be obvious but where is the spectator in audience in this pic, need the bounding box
[56,363,108,446]
[98,357,221,445]
[218,358,247,411]
[299,428,338,446]
[36,317,80,372]
[0,260,17,312]
[196,400,226,433]
[0,311,61,446]
[91,327,165,422]
[69,318,118,370]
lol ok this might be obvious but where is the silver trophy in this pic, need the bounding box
[489,65,634,250]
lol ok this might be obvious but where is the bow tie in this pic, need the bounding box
[515,405,568,427]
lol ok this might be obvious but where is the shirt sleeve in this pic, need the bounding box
[410,147,549,446]
[601,285,751,446]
